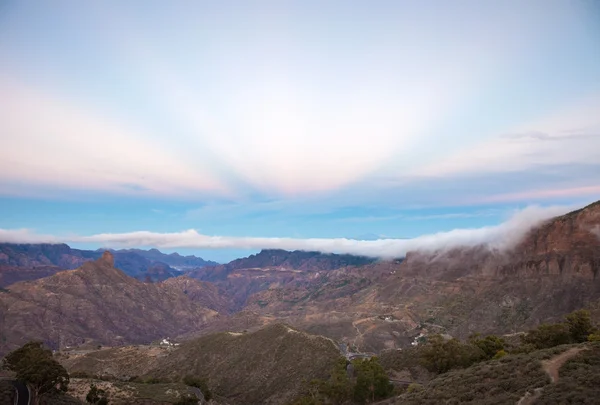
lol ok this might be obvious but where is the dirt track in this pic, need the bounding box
[541,347,587,383]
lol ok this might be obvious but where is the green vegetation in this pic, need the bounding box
[469,334,506,360]
[111,381,192,403]
[588,333,600,342]
[173,394,198,405]
[352,358,395,403]
[521,309,597,350]
[419,335,484,374]
[400,351,551,404]
[377,310,600,404]
[2,341,70,405]
[143,324,341,404]
[85,384,109,405]
[294,357,394,404]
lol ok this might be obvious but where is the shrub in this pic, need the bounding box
[493,349,507,359]
[144,377,161,384]
[565,310,596,342]
[521,323,571,349]
[86,383,109,405]
[470,335,506,360]
[588,334,600,342]
[406,383,423,393]
[419,335,484,374]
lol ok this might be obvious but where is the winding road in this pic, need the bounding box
[11,380,30,405]
[188,386,205,404]
[0,378,30,405]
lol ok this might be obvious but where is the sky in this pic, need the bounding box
[0,0,599,262]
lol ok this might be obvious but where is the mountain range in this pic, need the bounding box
[1,201,599,356]
[0,200,599,403]
[0,244,217,285]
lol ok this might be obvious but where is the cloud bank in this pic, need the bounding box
[0,205,572,258]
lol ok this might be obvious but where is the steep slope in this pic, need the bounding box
[160,276,234,314]
[381,343,600,405]
[375,199,600,338]
[186,249,376,308]
[237,201,600,352]
[0,252,218,356]
[0,264,61,288]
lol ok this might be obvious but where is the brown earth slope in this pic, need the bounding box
[0,252,219,356]
[187,249,376,308]
[239,201,600,352]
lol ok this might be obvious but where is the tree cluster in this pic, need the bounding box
[418,334,495,374]
[294,357,394,404]
[415,310,598,376]
[521,310,597,350]
[86,383,109,405]
[2,341,69,405]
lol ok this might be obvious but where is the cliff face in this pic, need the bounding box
[0,252,219,355]
[397,200,600,281]
[236,201,600,352]
[497,200,600,279]
[377,200,600,339]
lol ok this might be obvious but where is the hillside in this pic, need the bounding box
[0,252,219,355]
[148,323,341,404]
[380,343,600,405]
[160,276,234,314]
[235,200,600,352]
[186,249,376,308]
[0,264,61,288]
[61,323,342,405]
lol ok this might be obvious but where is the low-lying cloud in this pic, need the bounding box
[0,205,572,258]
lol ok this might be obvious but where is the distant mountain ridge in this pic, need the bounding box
[0,243,217,285]
[188,248,375,281]
[106,247,219,269]
[186,248,377,308]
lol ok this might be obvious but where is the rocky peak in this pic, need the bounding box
[100,250,115,267]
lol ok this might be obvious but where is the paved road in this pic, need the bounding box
[12,380,30,405]
[188,386,205,404]
[1,379,30,405]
